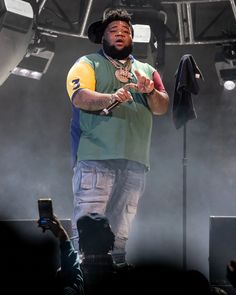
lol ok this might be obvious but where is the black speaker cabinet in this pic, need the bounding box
[209,216,236,286]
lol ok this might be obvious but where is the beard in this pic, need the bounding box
[102,39,133,60]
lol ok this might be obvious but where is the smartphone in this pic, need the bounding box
[38,198,53,228]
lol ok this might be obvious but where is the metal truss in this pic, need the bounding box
[36,0,236,45]
[162,0,236,45]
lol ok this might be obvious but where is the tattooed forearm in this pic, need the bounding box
[73,89,114,111]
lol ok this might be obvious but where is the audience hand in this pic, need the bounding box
[38,215,69,243]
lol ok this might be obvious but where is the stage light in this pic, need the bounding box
[223,80,236,90]
[132,24,152,63]
[215,42,236,90]
[0,0,34,85]
[133,24,151,43]
[11,34,55,80]
[11,67,42,80]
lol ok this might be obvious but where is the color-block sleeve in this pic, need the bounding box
[66,60,96,101]
[152,71,167,93]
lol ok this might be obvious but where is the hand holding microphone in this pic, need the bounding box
[100,72,155,116]
[100,85,134,115]
[99,98,121,115]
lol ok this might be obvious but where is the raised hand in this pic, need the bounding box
[122,70,155,94]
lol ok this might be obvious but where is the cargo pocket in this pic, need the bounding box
[80,169,94,190]
[72,166,94,195]
[95,170,114,190]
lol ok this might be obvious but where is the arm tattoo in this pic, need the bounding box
[75,93,115,112]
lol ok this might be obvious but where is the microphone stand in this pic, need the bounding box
[182,123,187,270]
[173,55,203,271]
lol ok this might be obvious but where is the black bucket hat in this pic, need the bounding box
[87,8,134,44]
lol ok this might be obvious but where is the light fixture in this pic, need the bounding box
[0,0,34,86]
[215,42,236,90]
[133,24,151,43]
[132,24,153,63]
[223,80,236,90]
[11,34,55,80]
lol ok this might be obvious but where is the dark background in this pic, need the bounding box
[1,0,236,282]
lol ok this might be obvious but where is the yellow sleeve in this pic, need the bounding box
[66,60,96,101]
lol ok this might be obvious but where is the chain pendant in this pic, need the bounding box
[115,68,131,83]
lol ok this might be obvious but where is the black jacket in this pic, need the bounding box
[173,54,203,129]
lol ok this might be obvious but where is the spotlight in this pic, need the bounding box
[11,67,42,80]
[133,24,151,43]
[132,24,152,63]
[11,34,55,80]
[0,0,34,85]
[215,42,236,90]
[223,80,235,90]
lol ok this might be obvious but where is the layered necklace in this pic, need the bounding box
[102,50,132,83]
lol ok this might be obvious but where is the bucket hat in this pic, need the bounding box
[87,8,134,44]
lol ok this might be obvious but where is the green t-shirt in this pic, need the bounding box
[67,51,157,169]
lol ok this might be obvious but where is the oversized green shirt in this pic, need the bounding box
[67,51,165,169]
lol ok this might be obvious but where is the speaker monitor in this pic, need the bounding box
[209,216,236,286]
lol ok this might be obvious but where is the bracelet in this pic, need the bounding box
[147,88,156,96]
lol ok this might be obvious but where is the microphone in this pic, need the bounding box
[100,100,121,116]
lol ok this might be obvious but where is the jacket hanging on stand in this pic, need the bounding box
[172,54,204,270]
[173,54,204,129]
